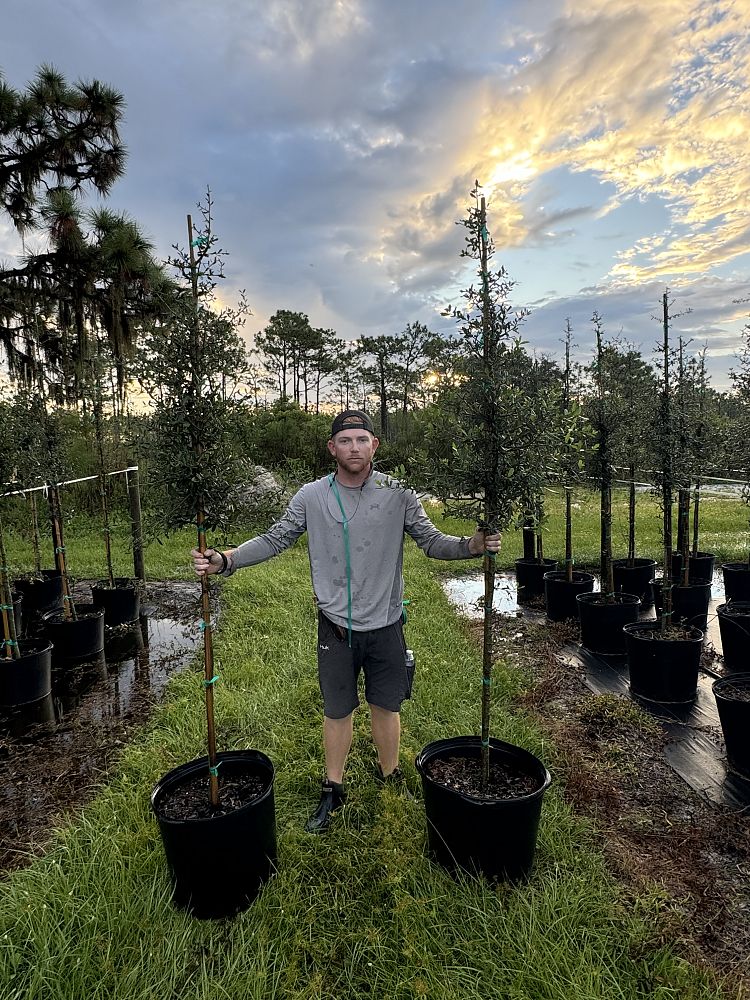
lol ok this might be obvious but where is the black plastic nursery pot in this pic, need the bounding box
[671,551,715,583]
[91,578,141,627]
[716,603,750,673]
[624,620,703,704]
[712,673,750,780]
[415,736,551,883]
[543,570,594,622]
[612,559,657,605]
[13,569,64,623]
[722,563,750,603]
[42,604,105,662]
[151,749,277,919]
[514,558,557,604]
[651,578,712,633]
[576,592,641,656]
[0,639,53,707]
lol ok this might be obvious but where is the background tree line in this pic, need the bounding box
[1,64,748,540]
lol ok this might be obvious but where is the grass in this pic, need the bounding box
[0,490,741,999]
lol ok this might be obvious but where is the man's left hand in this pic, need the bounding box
[468,530,502,556]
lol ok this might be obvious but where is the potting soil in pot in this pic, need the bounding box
[156,772,268,820]
[426,755,541,800]
[717,682,750,704]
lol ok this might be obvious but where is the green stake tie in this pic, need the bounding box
[0,604,13,612]
[191,235,209,248]
[402,599,410,625]
[55,546,65,554]
[329,474,353,647]
[1,639,17,648]
[202,674,220,688]
[482,677,492,686]
[209,761,221,777]
[481,738,490,748]
[199,620,209,633]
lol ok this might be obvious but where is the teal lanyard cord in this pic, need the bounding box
[329,474,353,647]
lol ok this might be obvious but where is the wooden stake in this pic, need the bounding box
[0,512,20,661]
[188,213,220,810]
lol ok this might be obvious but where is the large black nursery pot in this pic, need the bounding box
[91,578,141,627]
[612,559,657,605]
[712,673,750,780]
[151,749,277,919]
[514,558,557,604]
[0,639,53,706]
[415,736,551,883]
[576,592,641,655]
[722,563,750,603]
[716,603,750,673]
[671,551,715,583]
[13,569,63,625]
[651,578,712,633]
[543,570,594,622]
[624,620,703,703]
[42,603,105,662]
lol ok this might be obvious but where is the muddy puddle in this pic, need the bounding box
[442,568,727,654]
[0,580,201,873]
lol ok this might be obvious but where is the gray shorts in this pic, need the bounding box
[317,612,413,719]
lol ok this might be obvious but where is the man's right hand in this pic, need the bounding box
[191,548,228,576]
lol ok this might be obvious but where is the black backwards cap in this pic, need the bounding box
[330,409,375,438]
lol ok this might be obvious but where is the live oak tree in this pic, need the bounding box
[133,193,251,807]
[408,184,553,787]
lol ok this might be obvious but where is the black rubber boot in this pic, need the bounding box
[304,779,346,834]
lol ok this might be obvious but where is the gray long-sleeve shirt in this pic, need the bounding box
[226,470,475,631]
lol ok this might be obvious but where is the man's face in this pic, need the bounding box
[327,429,379,474]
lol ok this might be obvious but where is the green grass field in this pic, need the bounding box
[0,488,744,999]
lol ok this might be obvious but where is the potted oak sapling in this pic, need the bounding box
[137,196,276,919]
[624,291,703,703]
[411,184,552,882]
[576,312,640,654]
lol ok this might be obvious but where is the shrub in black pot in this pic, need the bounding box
[624,620,703,703]
[91,577,140,627]
[722,563,750,603]
[407,186,556,880]
[716,602,750,673]
[544,570,594,622]
[137,202,276,915]
[651,578,711,634]
[612,558,657,604]
[415,736,551,882]
[577,592,640,655]
[712,673,750,780]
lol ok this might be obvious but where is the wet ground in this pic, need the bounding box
[0,580,199,873]
[442,566,727,650]
[442,566,750,986]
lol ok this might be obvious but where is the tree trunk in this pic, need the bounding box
[627,467,636,566]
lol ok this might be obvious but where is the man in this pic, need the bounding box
[192,409,500,833]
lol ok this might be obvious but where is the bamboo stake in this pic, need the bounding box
[29,493,42,575]
[478,193,497,790]
[0,512,20,661]
[48,485,76,622]
[188,213,220,809]
[660,292,673,633]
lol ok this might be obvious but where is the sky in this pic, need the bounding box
[2,0,750,389]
